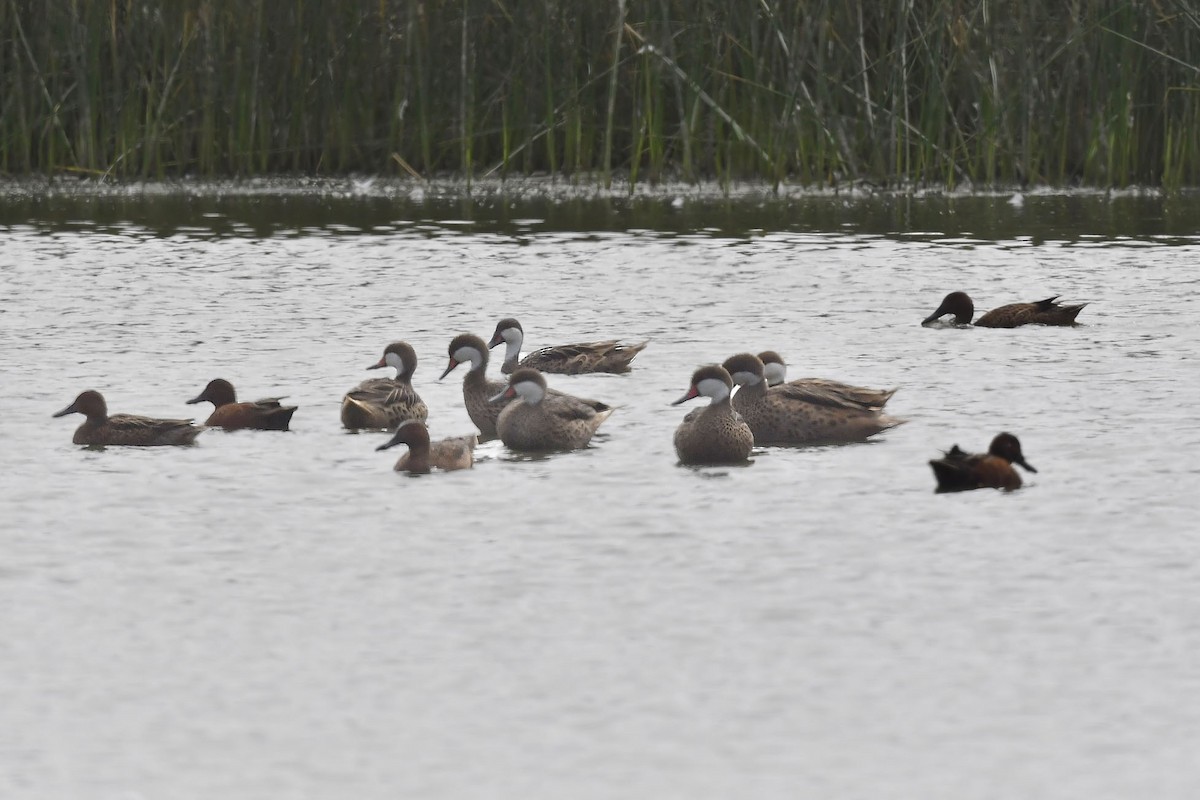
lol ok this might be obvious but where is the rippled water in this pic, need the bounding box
[3,183,1200,799]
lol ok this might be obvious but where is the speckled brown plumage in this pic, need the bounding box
[494,368,613,451]
[751,352,895,408]
[341,342,428,430]
[672,365,754,465]
[441,333,514,439]
[723,354,901,446]
[489,317,647,375]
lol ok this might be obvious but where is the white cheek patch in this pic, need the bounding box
[453,346,482,367]
[385,351,406,374]
[513,381,544,404]
[763,363,787,386]
[730,370,761,386]
[501,327,522,345]
[696,377,729,403]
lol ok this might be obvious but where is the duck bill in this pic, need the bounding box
[670,386,700,406]
[921,306,948,326]
[438,359,459,380]
[185,393,204,405]
[488,387,516,403]
[1015,457,1037,473]
[375,428,404,452]
[51,401,78,418]
[486,332,503,348]
[366,358,387,370]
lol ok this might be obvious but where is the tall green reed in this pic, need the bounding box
[1,0,1197,188]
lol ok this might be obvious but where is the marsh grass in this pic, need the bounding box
[2,0,1198,187]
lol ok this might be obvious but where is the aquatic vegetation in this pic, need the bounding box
[2,1,1198,188]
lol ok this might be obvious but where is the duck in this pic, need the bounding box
[375,420,476,473]
[753,351,896,407]
[440,334,613,439]
[186,378,297,431]
[671,365,754,465]
[489,367,613,451]
[922,291,1087,328]
[439,333,513,439]
[757,350,789,387]
[54,390,203,446]
[487,317,647,375]
[721,353,903,445]
[341,341,428,430]
[929,432,1036,492]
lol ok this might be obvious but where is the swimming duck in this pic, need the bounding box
[753,351,896,408]
[929,432,1036,492]
[440,333,612,439]
[757,351,788,387]
[439,333,513,439]
[671,365,754,465]
[341,341,428,430]
[186,378,297,431]
[489,367,613,451]
[487,317,647,375]
[54,390,203,446]
[922,291,1087,327]
[376,420,476,473]
[721,353,902,445]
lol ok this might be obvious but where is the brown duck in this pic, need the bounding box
[439,333,514,439]
[54,390,203,446]
[488,317,647,375]
[341,341,428,430]
[721,353,902,446]
[922,291,1087,328]
[186,378,297,431]
[441,333,611,439]
[929,432,1036,492]
[752,351,895,408]
[671,365,754,465]
[376,420,476,473]
[490,368,613,451]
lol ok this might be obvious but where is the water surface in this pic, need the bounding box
[2,183,1199,799]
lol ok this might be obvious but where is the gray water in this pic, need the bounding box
[3,182,1200,799]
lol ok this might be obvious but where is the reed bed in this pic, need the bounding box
[2,0,1198,188]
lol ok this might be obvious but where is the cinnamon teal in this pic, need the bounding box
[376,420,476,473]
[671,365,754,465]
[922,291,1087,328]
[54,390,203,446]
[489,367,613,451]
[488,317,647,375]
[341,341,428,430]
[721,353,902,446]
[929,432,1036,492]
[186,378,297,431]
